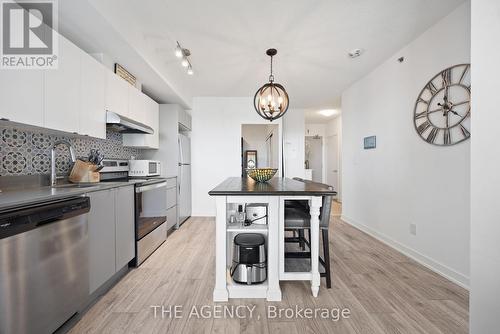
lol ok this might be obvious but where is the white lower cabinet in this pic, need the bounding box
[88,189,116,294]
[115,186,135,269]
[88,186,135,295]
[166,206,177,231]
[165,177,178,231]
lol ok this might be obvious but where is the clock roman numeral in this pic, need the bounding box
[459,64,470,84]
[417,98,429,105]
[417,120,431,134]
[443,129,451,145]
[441,68,452,86]
[460,124,470,138]
[426,81,438,95]
[426,127,439,143]
[415,111,427,119]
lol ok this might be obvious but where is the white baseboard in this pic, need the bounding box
[340,215,469,290]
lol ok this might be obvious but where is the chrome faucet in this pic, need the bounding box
[51,140,76,187]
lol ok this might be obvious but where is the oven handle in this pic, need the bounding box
[135,181,168,193]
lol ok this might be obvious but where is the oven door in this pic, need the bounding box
[135,181,168,240]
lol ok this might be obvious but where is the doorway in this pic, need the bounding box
[326,134,339,192]
[241,124,280,176]
[305,135,323,182]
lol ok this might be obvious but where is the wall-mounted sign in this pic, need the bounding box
[115,63,136,86]
[364,136,376,149]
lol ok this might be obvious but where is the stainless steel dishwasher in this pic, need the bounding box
[0,196,91,334]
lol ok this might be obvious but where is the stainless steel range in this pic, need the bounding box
[100,159,167,266]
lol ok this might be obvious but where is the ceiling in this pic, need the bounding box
[61,0,465,111]
[305,109,340,124]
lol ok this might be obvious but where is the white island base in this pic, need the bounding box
[212,194,323,302]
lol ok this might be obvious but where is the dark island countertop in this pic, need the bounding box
[208,177,337,196]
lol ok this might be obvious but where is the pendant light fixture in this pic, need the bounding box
[253,48,289,121]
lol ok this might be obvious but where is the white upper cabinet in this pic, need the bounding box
[105,71,130,118]
[178,108,192,131]
[123,95,159,149]
[0,69,44,127]
[0,30,159,140]
[44,35,81,134]
[80,54,106,139]
[145,96,159,148]
[128,85,146,124]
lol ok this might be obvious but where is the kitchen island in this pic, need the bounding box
[208,177,336,302]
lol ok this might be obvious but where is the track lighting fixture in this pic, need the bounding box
[175,41,194,75]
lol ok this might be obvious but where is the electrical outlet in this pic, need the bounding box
[410,223,417,236]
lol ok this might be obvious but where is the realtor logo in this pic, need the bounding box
[1,0,58,69]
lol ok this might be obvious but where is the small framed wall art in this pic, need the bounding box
[364,136,376,149]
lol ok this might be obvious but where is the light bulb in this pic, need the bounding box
[175,46,183,58]
[278,96,283,104]
[181,58,189,67]
[187,66,194,75]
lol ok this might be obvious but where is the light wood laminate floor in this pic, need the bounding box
[70,205,468,334]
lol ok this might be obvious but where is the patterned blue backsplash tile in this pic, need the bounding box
[0,124,142,176]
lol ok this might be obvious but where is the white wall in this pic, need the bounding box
[326,116,342,200]
[470,0,500,332]
[283,108,306,179]
[341,3,470,287]
[305,124,326,137]
[191,97,305,216]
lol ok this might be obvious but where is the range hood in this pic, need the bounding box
[106,111,154,134]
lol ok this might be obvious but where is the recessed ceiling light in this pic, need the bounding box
[318,109,338,117]
[348,48,364,58]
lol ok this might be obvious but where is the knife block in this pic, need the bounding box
[69,160,100,183]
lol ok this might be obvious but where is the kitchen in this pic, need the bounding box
[0,12,193,330]
[0,0,498,333]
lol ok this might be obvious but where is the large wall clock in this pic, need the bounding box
[414,64,470,146]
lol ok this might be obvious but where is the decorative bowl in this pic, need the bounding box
[246,168,278,182]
